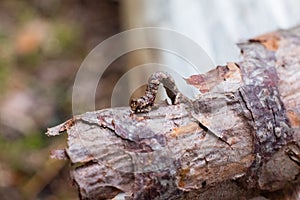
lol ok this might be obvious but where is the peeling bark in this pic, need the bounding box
[46,26,300,200]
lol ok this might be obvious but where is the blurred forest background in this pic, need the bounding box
[0,0,121,199]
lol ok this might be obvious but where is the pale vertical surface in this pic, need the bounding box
[168,0,300,64]
[121,0,300,64]
[120,0,300,104]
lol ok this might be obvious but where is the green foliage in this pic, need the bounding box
[0,31,11,92]
[55,23,81,51]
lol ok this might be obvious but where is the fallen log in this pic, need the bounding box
[46,26,300,200]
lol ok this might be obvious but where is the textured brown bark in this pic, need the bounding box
[46,26,300,200]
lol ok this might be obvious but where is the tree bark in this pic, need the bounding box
[46,26,300,200]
